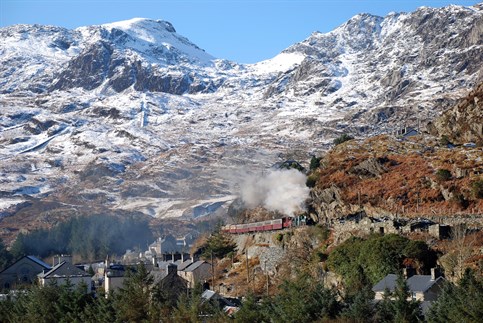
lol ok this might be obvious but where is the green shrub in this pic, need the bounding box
[435,169,452,182]
[306,174,317,188]
[333,134,354,145]
[274,233,284,243]
[309,156,321,170]
[471,179,483,199]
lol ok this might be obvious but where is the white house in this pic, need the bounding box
[372,269,445,313]
[38,261,92,293]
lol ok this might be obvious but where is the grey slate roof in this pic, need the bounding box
[372,274,398,292]
[177,260,193,271]
[372,274,444,293]
[0,255,51,274]
[150,270,168,282]
[183,260,208,272]
[202,289,216,301]
[407,275,444,292]
[156,260,183,271]
[26,256,51,269]
[38,261,90,278]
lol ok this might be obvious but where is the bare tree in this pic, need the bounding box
[439,225,476,282]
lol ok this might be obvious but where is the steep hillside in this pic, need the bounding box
[1,4,483,245]
[309,134,482,222]
[428,81,483,145]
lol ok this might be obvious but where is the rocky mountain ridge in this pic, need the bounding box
[0,4,482,243]
[429,81,483,144]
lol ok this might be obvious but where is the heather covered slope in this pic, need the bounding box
[309,134,482,222]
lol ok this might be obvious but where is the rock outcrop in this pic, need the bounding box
[428,82,483,145]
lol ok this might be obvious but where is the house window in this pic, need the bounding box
[4,282,10,289]
[411,292,417,300]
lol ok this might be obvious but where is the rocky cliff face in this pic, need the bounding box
[428,81,483,145]
[264,5,483,133]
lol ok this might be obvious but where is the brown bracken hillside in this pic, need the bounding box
[310,134,482,220]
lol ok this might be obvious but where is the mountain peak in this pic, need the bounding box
[102,18,176,34]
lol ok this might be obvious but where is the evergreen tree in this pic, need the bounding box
[263,274,341,322]
[0,239,13,270]
[427,269,483,323]
[114,263,154,322]
[391,275,422,323]
[340,286,376,322]
[234,293,266,323]
[201,225,237,259]
[53,280,91,323]
[80,290,117,323]
[374,289,395,323]
[373,276,422,323]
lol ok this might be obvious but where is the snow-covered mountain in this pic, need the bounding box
[0,4,482,234]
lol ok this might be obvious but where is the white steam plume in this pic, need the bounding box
[240,169,309,216]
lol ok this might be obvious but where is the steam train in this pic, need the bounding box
[221,216,306,234]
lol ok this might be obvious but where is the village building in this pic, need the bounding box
[201,289,240,315]
[0,256,51,290]
[104,264,128,295]
[394,126,420,139]
[176,259,194,272]
[148,234,197,262]
[372,268,445,313]
[151,263,189,305]
[38,259,92,293]
[179,260,211,288]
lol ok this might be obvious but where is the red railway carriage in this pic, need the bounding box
[248,223,257,232]
[272,218,283,230]
[243,224,250,234]
[221,216,298,234]
[262,220,272,231]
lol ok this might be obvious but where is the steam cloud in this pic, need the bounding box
[239,169,310,216]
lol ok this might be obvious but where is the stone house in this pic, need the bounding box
[38,261,92,293]
[0,256,51,290]
[179,260,211,288]
[152,263,189,306]
[148,234,196,262]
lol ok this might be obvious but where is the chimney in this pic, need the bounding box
[431,268,440,280]
[53,254,72,266]
[167,263,177,276]
[403,267,414,279]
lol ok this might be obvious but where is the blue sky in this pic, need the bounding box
[1,0,479,63]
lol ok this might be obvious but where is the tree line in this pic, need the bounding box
[0,261,480,323]
[9,214,153,261]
